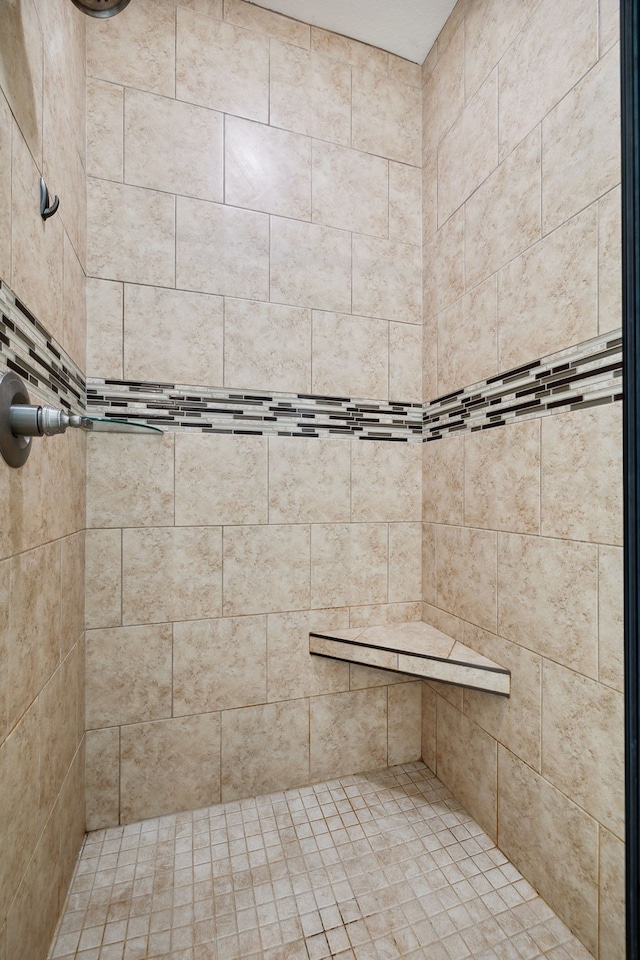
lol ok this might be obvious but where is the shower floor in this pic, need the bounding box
[48,761,592,960]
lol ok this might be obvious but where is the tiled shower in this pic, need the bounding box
[0,0,624,958]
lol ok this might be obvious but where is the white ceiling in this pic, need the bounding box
[251,0,458,64]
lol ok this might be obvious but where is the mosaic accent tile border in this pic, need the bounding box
[0,280,86,412]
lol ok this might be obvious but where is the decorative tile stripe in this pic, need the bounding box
[0,280,86,411]
[424,329,623,440]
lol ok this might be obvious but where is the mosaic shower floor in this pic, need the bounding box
[48,762,593,960]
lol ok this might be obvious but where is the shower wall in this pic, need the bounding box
[0,1,87,958]
[420,0,623,957]
[83,0,425,829]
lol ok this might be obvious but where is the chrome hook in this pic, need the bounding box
[40,177,59,220]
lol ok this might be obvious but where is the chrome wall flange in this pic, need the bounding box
[0,372,33,468]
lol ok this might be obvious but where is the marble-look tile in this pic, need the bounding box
[312,141,388,237]
[352,68,421,166]
[85,727,119,831]
[311,523,388,608]
[389,55,422,87]
[422,21,464,158]
[173,615,266,714]
[437,697,498,839]
[267,608,350,702]
[542,44,620,234]
[86,433,174,528]
[422,149,438,243]
[86,78,123,182]
[421,681,437,771]
[389,162,422,246]
[176,197,269,300]
[224,298,311,393]
[121,713,221,821]
[498,206,598,370]
[350,601,421,629]
[599,545,623,693]
[0,0,43,165]
[176,8,268,121]
[270,217,351,313]
[311,311,388,400]
[464,0,540,101]
[268,437,351,523]
[223,525,310,616]
[87,178,175,286]
[422,522,437,606]
[497,746,599,956]
[310,688,388,780]
[423,207,464,321]
[311,27,389,73]
[437,276,498,395]
[542,660,624,838]
[465,418,541,534]
[86,278,123,379]
[178,0,222,18]
[0,705,39,921]
[389,322,422,403]
[498,533,598,677]
[541,403,622,545]
[270,41,351,145]
[498,0,598,160]
[221,700,309,800]
[353,234,422,324]
[87,0,175,96]
[0,96,10,286]
[85,623,172,729]
[122,526,222,625]
[465,128,541,289]
[351,441,421,522]
[388,682,422,765]
[85,529,121,631]
[436,526,497,632]
[124,284,223,385]
[175,434,268,526]
[598,185,622,334]
[224,0,309,46]
[423,437,464,525]
[389,523,422,604]
[599,0,619,55]
[125,88,223,202]
[225,116,311,220]
[599,826,625,960]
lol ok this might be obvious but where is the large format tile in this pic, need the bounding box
[423,207,464,321]
[270,218,351,313]
[464,0,540,101]
[85,727,119,831]
[0,0,43,164]
[599,826,625,960]
[86,278,123,379]
[0,705,39,922]
[423,436,464,525]
[0,96,10,285]
[389,162,422,246]
[86,78,123,183]
[436,526,498,632]
[388,682,422,765]
[224,299,311,393]
[351,68,421,166]
[311,311,388,400]
[310,687,387,780]
[351,442,421,522]
[268,437,351,523]
[224,0,310,47]
[422,21,464,158]
[311,26,388,73]
[223,525,311,616]
[388,523,422,604]
[437,276,498,394]
[599,545,623,693]
[389,321,422,403]
[311,141,388,237]
[598,186,622,334]
[87,0,175,96]
[86,433,174,528]
[352,235,421,324]
[310,523,388,608]
[266,608,350,702]
[270,41,350,145]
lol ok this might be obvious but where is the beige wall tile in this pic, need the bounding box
[2,0,43,165]
[389,523,422,603]
[421,681,437,771]
[86,278,123,379]
[175,434,268,526]
[269,437,351,523]
[389,55,422,87]
[422,522,437,606]
[85,530,121,632]
[224,0,309,46]
[423,436,464,525]
[312,141,388,237]
[422,21,464,157]
[86,78,123,183]
[422,150,438,243]
[0,562,8,742]
[437,276,498,396]
[270,42,351,144]
[465,128,541,289]
[464,624,542,772]
[350,601,422,629]
[311,311,388,400]
[388,681,422,765]
[599,826,625,960]
[498,533,598,677]
[422,317,438,403]
[85,727,120,831]
[176,8,268,121]
[353,234,422,324]
[541,403,622,545]
[352,441,421,522]
[310,687,387,780]
[311,27,388,73]
[352,69,421,166]
[176,197,269,300]
[389,322,422,403]
[124,89,223,202]
[267,608,350,702]
[389,162,422,246]
[223,525,310,616]
[349,664,410,689]
[311,523,388,608]
[464,0,540,101]
[178,0,222,18]
[599,185,622,334]
[497,746,599,956]
[225,116,311,220]
[498,0,598,160]
[121,713,220,822]
[423,207,464,321]
[599,545,623,693]
[436,526,498,632]
[123,527,222,625]
[86,433,174,528]
[224,298,311,393]
[436,697,498,839]
[87,178,175,286]
[498,206,598,370]
[62,233,85,369]
[124,284,223,385]
[271,217,351,313]
[465,419,540,534]
[60,532,85,655]
[221,700,309,800]
[600,0,619,55]
[0,96,11,285]
[85,623,172,729]
[87,0,175,96]
[173,615,266,714]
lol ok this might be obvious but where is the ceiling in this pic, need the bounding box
[250,0,458,64]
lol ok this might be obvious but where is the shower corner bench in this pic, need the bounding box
[309,621,511,696]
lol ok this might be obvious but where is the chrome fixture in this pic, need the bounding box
[70,0,131,17]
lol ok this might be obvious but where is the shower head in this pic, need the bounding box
[71,0,131,16]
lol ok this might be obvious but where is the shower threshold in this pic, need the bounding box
[47,762,593,960]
